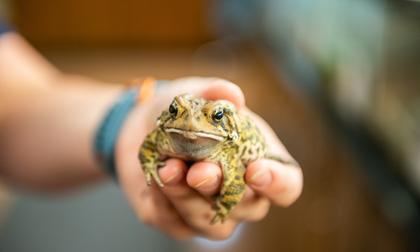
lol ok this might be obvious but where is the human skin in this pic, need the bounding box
[0,32,303,240]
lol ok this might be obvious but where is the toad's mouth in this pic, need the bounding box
[164,128,225,142]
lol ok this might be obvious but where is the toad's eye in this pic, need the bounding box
[212,110,224,121]
[169,103,178,116]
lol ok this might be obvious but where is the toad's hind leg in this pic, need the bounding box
[211,159,246,224]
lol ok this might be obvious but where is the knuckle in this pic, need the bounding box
[162,186,191,198]
[205,223,236,240]
[211,77,229,83]
[181,206,215,227]
[276,197,293,207]
[211,78,239,89]
[171,231,196,241]
[213,227,235,240]
[272,194,292,207]
[137,210,157,226]
[249,205,270,222]
[273,192,298,207]
[273,170,303,207]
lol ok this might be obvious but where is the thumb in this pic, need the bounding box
[246,159,303,207]
[197,78,245,109]
[170,77,245,109]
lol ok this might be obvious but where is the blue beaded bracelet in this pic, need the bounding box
[94,88,140,178]
[94,79,165,179]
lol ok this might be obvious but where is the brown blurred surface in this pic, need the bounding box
[40,45,408,251]
[12,0,211,46]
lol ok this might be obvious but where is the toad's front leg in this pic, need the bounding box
[139,130,165,187]
[211,153,246,224]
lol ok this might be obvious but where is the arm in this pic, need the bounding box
[0,82,122,191]
[0,32,303,240]
[0,32,123,191]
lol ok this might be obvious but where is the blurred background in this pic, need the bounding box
[1,0,420,251]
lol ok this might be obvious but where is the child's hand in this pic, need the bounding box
[116,77,303,240]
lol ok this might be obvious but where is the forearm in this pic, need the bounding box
[0,32,125,191]
[0,83,123,192]
[0,32,60,87]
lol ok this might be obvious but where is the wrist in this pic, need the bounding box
[94,87,140,178]
[94,78,163,179]
[77,85,125,177]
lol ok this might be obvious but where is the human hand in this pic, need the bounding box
[115,77,303,240]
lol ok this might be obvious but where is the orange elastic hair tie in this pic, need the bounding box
[130,77,157,105]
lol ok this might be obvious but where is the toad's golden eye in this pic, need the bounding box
[212,110,224,121]
[169,102,178,116]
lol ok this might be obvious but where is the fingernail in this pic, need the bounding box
[193,176,215,189]
[163,170,180,184]
[250,168,271,187]
[163,172,179,184]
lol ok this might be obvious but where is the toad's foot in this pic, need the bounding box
[143,161,165,187]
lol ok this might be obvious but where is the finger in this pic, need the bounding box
[245,159,303,207]
[158,159,215,222]
[198,78,245,109]
[187,162,271,222]
[230,187,271,222]
[138,186,196,240]
[186,162,222,197]
[158,158,188,186]
[168,77,245,109]
[158,160,238,240]
[158,158,194,197]
[117,157,195,240]
[187,162,270,222]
